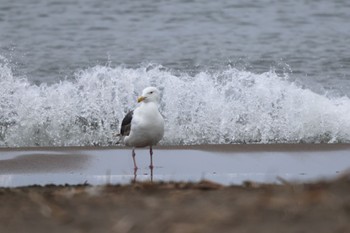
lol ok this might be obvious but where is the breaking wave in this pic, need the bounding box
[1,61,350,147]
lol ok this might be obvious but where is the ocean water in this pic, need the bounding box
[1,0,350,147]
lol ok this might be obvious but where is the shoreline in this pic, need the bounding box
[0,143,350,187]
[0,143,350,152]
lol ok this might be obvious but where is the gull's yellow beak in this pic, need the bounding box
[137,96,146,103]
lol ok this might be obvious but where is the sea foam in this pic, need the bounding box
[1,62,350,147]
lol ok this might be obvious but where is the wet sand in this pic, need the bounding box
[1,144,350,187]
[1,144,350,232]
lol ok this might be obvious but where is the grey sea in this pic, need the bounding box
[1,0,350,147]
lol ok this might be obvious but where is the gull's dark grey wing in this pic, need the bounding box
[120,110,133,136]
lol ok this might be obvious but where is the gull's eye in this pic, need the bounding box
[149,91,153,94]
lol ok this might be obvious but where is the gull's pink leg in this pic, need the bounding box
[149,146,154,182]
[132,147,138,171]
[149,146,154,169]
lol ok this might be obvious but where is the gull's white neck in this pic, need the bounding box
[140,101,158,108]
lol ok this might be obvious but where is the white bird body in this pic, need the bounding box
[120,86,164,171]
[124,101,164,147]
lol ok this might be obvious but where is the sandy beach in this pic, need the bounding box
[1,144,350,232]
[0,177,349,233]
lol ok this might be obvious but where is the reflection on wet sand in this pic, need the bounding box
[133,166,154,183]
[0,153,89,174]
[0,144,350,187]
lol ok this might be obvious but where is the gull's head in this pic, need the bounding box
[137,86,161,103]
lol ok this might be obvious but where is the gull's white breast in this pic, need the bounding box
[124,102,164,147]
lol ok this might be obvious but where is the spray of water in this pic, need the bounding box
[1,61,350,147]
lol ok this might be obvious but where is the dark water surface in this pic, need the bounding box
[1,0,350,94]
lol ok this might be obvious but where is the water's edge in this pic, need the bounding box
[1,144,349,187]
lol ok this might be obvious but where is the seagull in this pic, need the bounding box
[120,87,164,171]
